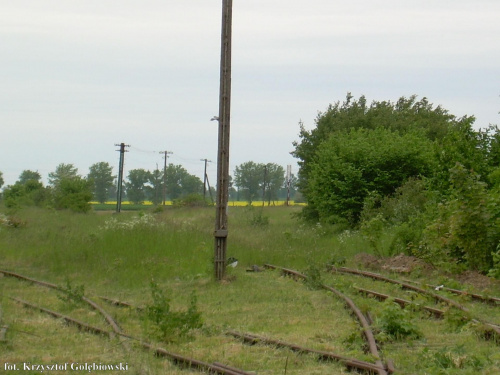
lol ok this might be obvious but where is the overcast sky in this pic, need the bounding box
[1,0,499,188]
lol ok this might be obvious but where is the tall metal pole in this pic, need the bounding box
[214,0,233,281]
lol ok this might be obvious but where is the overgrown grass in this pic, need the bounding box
[1,206,499,374]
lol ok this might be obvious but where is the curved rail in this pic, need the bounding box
[7,276,254,375]
[264,264,389,375]
[330,267,500,338]
[227,330,388,374]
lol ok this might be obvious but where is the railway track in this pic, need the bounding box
[328,266,500,340]
[0,269,254,375]
[2,264,499,374]
[263,264,391,375]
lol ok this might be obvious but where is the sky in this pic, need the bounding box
[1,0,499,188]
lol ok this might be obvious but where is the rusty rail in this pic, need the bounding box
[227,330,390,374]
[12,297,253,375]
[330,267,500,339]
[0,269,128,347]
[264,264,389,375]
[354,287,445,318]
[401,279,500,305]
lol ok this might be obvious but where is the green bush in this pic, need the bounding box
[144,280,202,342]
[376,299,421,341]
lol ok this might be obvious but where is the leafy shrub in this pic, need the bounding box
[421,345,486,372]
[376,299,421,341]
[245,206,270,227]
[57,279,85,305]
[303,264,323,290]
[421,164,498,272]
[144,280,202,342]
[172,193,210,207]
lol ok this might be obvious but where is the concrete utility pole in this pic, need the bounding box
[160,151,173,206]
[115,143,129,213]
[200,159,212,200]
[214,0,233,281]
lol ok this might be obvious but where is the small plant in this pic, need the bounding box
[144,280,202,342]
[444,307,472,332]
[376,299,421,341]
[245,206,269,227]
[304,265,323,290]
[421,345,485,371]
[57,279,85,305]
[328,255,347,267]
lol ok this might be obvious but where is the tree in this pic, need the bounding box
[233,161,264,203]
[52,176,93,213]
[164,164,203,201]
[146,168,163,205]
[0,171,4,190]
[18,170,42,185]
[125,169,151,204]
[292,94,475,201]
[87,162,115,204]
[48,163,79,188]
[263,163,285,205]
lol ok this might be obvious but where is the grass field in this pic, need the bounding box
[0,206,499,374]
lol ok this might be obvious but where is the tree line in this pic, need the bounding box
[293,93,500,275]
[0,161,298,212]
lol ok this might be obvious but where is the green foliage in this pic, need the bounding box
[53,177,93,213]
[234,161,285,204]
[125,168,150,204]
[18,170,42,185]
[303,264,323,290]
[57,279,85,305]
[144,280,202,342]
[48,163,79,188]
[420,345,486,372]
[164,164,203,201]
[307,127,436,225]
[421,164,498,271]
[2,180,49,209]
[488,246,500,279]
[172,193,210,207]
[376,299,421,341]
[87,162,115,204]
[244,206,270,227]
[292,94,461,204]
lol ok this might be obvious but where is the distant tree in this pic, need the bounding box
[48,163,79,188]
[234,161,264,203]
[165,164,203,200]
[18,170,42,185]
[3,171,49,208]
[124,169,151,204]
[146,168,163,205]
[0,171,4,190]
[52,176,93,213]
[87,162,115,203]
[263,163,285,205]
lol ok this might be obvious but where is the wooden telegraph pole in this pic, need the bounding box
[115,143,129,213]
[214,0,233,281]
